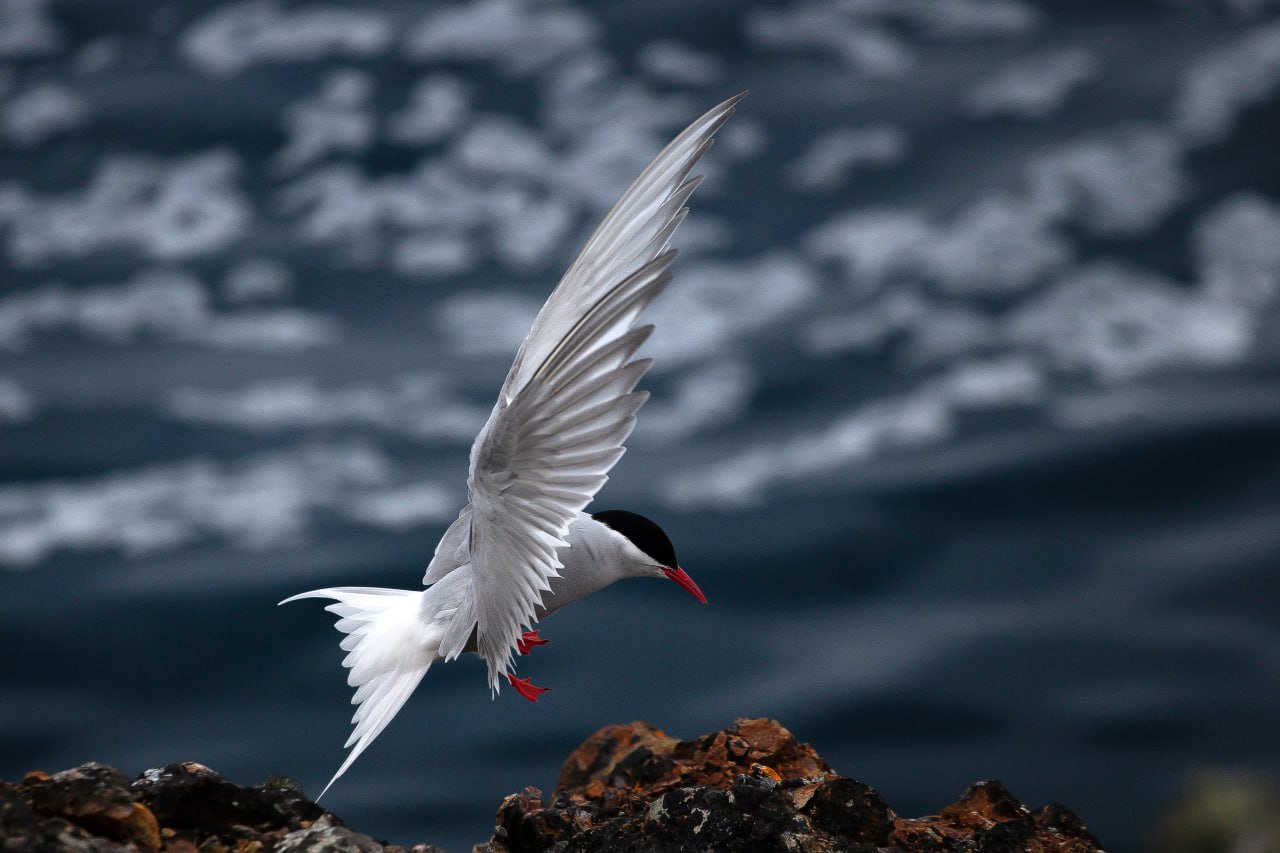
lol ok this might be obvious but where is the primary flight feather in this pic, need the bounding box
[282,92,741,798]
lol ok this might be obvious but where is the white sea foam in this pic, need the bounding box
[452,115,555,179]
[1174,20,1280,145]
[392,232,478,279]
[387,75,472,145]
[645,251,820,366]
[640,360,757,442]
[73,38,121,76]
[0,376,34,423]
[221,258,295,304]
[926,355,1045,409]
[803,195,1069,297]
[0,269,336,353]
[965,48,1099,119]
[664,390,954,508]
[747,0,1039,77]
[435,290,541,358]
[279,75,712,276]
[923,195,1072,295]
[180,0,393,77]
[0,151,251,265]
[1193,193,1280,309]
[0,441,457,568]
[745,5,913,78]
[0,0,62,58]
[277,164,441,265]
[403,0,599,77]
[636,40,724,86]
[0,82,90,146]
[902,301,1003,366]
[803,208,933,294]
[786,124,909,192]
[1007,263,1252,381]
[802,289,930,356]
[1025,125,1186,235]
[344,481,457,531]
[888,0,1041,39]
[664,353,1049,509]
[165,374,485,441]
[272,70,376,175]
[194,311,339,352]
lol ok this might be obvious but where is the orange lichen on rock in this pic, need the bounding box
[555,716,833,804]
[484,717,1102,853]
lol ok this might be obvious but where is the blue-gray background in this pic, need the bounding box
[2,1,1279,850]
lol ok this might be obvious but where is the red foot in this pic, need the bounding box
[506,674,550,703]
[517,630,549,655]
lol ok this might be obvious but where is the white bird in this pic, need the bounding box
[282,92,742,798]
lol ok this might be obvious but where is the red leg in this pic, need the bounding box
[506,674,550,703]
[517,630,549,655]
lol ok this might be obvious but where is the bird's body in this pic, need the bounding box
[283,92,741,798]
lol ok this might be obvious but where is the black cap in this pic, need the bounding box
[592,509,678,568]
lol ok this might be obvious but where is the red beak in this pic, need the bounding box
[662,566,707,604]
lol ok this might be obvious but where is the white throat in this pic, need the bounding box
[536,513,658,618]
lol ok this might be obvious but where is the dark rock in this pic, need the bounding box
[11,764,158,852]
[2,761,434,853]
[1,784,130,853]
[941,780,1029,827]
[23,764,133,824]
[2,718,1100,853]
[1033,802,1101,844]
[276,816,387,852]
[482,718,1104,853]
[131,761,323,835]
[803,777,895,845]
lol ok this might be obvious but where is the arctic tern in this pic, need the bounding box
[282,92,743,797]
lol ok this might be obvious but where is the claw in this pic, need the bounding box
[517,630,549,655]
[506,674,550,703]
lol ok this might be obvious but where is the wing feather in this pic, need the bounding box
[429,93,744,692]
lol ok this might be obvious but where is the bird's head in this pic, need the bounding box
[591,509,707,604]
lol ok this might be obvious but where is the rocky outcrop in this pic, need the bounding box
[481,718,1102,852]
[2,718,1101,852]
[0,761,439,853]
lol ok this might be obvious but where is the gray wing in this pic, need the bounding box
[423,93,743,693]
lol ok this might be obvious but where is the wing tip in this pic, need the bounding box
[703,91,748,135]
[279,589,327,606]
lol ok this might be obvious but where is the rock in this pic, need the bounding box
[802,778,895,845]
[555,718,833,801]
[17,763,159,851]
[1,783,130,852]
[1,762,434,853]
[1,718,1100,853]
[131,761,323,837]
[276,816,386,852]
[481,717,1102,853]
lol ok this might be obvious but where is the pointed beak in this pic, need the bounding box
[662,565,707,604]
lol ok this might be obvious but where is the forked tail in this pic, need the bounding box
[280,586,435,799]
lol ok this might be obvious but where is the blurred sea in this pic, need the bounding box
[2,1,1280,850]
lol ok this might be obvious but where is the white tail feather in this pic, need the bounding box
[280,587,436,799]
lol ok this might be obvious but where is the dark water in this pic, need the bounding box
[2,2,1280,850]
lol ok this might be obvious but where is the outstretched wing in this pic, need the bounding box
[427,93,743,692]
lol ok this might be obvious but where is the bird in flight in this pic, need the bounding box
[282,92,743,798]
